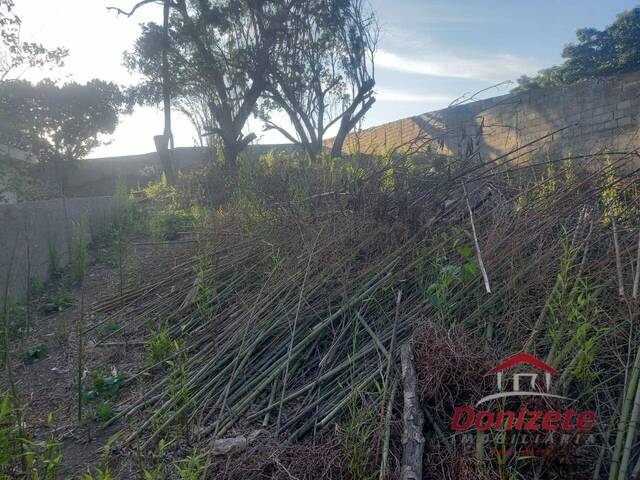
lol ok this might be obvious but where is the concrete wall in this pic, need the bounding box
[65,147,215,197]
[0,144,38,204]
[325,71,640,160]
[0,196,112,302]
[65,144,300,198]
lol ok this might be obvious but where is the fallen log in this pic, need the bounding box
[400,343,425,480]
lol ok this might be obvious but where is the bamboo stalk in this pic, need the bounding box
[379,378,398,480]
[463,181,491,294]
[612,216,626,298]
[633,226,640,299]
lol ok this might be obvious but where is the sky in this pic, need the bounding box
[11,0,640,158]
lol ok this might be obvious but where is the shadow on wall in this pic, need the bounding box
[325,70,640,165]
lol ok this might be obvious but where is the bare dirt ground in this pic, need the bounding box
[5,238,184,478]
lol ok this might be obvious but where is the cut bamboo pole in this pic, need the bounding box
[612,216,625,298]
[463,181,491,294]
[633,226,640,299]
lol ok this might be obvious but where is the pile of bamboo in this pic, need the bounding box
[92,144,640,478]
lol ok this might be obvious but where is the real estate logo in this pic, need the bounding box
[451,352,596,456]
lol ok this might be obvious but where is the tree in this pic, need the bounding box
[124,0,300,168]
[124,20,216,147]
[109,0,177,184]
[260,0,377,161]
[0,0,67,80]
[0,79,125,192]
[515,7,640,91]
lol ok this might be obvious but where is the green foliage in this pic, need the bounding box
[82,369,126,403]
[55,314,69,346]
[30,277,46,299]
[23,344,48,364]
[515,7,640,90]
[43,282,73,313]
[174,452,207,480]
[81,465,112,480]
[48,241,60,277]
[425,242,477,323]
[100,320,120,339]
[0,399,62,479]
[0,301,26,339]
[0,79,125,167]
[112,179,138,235]
[0,395,17,469]
[143,175,195,241]
[147,328,176,367]
[343,399,376,480]
[545,239,602,390]
[148,210,188,242]
[69,220,88,284]
[601,155,625,225]
[95,402,115,422]
[144,174,179,211]
[23,430,63,480]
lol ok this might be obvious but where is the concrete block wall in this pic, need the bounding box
[326,71,640,160]
[0,196,112,302]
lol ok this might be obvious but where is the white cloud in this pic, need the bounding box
[375,89,452,104]
[376,49,541,83]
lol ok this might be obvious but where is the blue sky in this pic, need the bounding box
[13,0,640,157]
[366,0,639,123]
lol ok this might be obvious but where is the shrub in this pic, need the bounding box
[112,178,138,234]
[148,211,188,242]
[147,329,175,366]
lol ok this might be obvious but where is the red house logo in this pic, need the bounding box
[451,352,596,435]
[476,352,568,407]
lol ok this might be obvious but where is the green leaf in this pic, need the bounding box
[457,244,472,258]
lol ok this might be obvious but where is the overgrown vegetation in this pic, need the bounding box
[57,143,636,479]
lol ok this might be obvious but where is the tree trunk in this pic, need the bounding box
[400,343,425,480]
[160,0,175,182]
[330,80,375,157]
[154,134,175,185]
[220,132,256,171]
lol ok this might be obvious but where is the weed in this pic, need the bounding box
[0,395,20,471]
[95,402,116,422]
[343,398,376,480]
[100,320,120,338]
[194,257,215,322]
[55,314,69,347]
[147,328,176,366]
[29,277,46,299]
[81,466,111,480]
[148,210,188,242]
[69,220,88,284]
[144,174,178,211]
[0,406,62,479]
[112,178,138,234]
[48,241,60,278]
[82,369,127,403]
[42,283,73,313]
[175,451,207,480]
[136,437,172,479]
[23,345,48,364]
[0,302,27,339]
